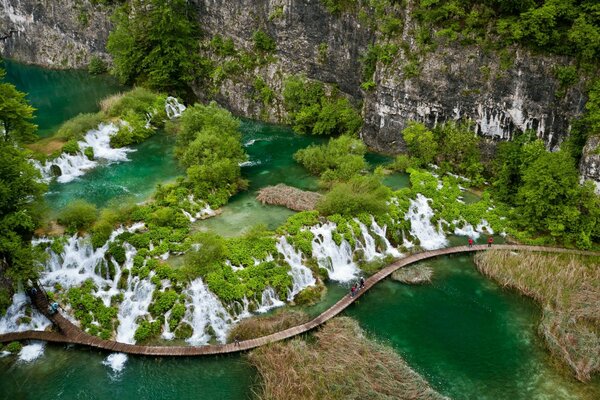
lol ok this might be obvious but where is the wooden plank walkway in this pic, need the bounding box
[1,244,598,356]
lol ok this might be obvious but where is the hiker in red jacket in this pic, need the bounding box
[468,238,474,248]
[487,236,494,247]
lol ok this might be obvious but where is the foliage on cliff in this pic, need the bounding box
[107,0,202,93]
[283,75,362,136]
[0,69,37,143]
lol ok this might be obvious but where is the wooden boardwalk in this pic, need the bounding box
[1,244,598,356]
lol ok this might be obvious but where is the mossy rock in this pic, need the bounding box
[6,341,22,353]
[293,284,325,306]
[175,323,193,339]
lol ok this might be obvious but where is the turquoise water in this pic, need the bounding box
[4,60,599,400]
[345,255,600,400]
[0,345,254,399]
[2,58,124,136]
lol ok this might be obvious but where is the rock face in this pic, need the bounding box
[363,45,587,153]
[580,135,600,193]
[0,0,596,180]
[0,0,112,68]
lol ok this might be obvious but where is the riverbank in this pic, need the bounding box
[474,250,600,382]
[248,317,448,400]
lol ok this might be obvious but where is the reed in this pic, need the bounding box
[256,184,322,211]
[474,250,600,381]
[248,317,448,400]
[392,263,434,284]
[227,310,309,342]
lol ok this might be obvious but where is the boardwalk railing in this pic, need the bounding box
[1,245,597,356]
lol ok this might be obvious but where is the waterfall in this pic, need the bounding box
[181,195,216,222]
[310,222,359,282]
[276,236,316,301]
[405,194,448,250]
[183,278,232,345]
[256,287,285,313]
[370,218,402,258]
[453,219,494,240]
[165,96,186,119]
[34,123,134,183]
[355,221,383,261]
[0,292,51,334]
[162,309,175,340]
[18,341,45,362]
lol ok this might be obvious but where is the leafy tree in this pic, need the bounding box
[0,69,37,143]
[283,75,362,136]
[294,135,367,185]
[317,175,391,217]
[107,0,202,92]
[401,121,438,166]
[434,122,483,181]
[58,200,98,231]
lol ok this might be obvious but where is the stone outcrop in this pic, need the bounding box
[0,0,597,184]
[0,0,112,68]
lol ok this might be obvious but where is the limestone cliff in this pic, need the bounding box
[0,0,112,68]
[0,0,596,180]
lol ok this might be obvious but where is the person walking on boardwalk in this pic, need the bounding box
[359,276,365,289]
[350,285,356,298]
[487,236,493,247]
[468,238,474,248]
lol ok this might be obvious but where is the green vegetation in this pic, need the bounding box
[0,68,37,143]
[67,279,118,339]
[317,175,391,217]
[475,250,600,381]
[227,310,309,342]
[172,102,247,207]
[57,200,98,232]
[283,75,362,136]
[253,29,277,53]
[248,317,446,399]
[0,70,46,312]
[294,135,367,185]
[87,56,108,75]
[107,0,202,92]
[5,341,23,353]
[493,134,600,248]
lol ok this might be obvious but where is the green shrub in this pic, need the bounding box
[84,147,94,160]
[6,341,22,353]
[294,135,367,184]
[90,220,114,248]
[181,232,226,280]
[57,200,98,230]
[293,285,323,306]
[283,75,362,136]
[317,175,391,217]
[62,139,80,155]
[0,287,11,316]
[88,56,107,75]
[134,320,162,343]
[401,121,437,166]
[253,29,276,53]
[55,112,104,141]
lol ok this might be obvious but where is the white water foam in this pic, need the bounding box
[0,292,51,334]
[165,96,186,119]
[184,279,233,345]
[405,194,448,250]
[34,123,134,183]
[310,222,360,282]
[276,236,316,301]
[18,341,45,362]
[256,287,285,313]
[103,353,128,374]
[370,218,402,258]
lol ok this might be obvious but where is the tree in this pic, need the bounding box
[401,121,437,166]
[107,0,202,92]
[0,69,37,143]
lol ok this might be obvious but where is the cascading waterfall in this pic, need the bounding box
[18,341,46,362]
[370,218,402,258]
[276,236,316,301]
[405,194,448,250]
[165,96,186,119]
[256,287,285,313]
[34,123,134,183]
[0,292,51,334]
[181,195,216,222]
[183,278,233,345]
[453,219,494,240]
[310,222,359,282]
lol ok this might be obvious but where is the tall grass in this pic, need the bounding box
[248,317,448,400]
[474,250,600,381]
[227,310,309,342]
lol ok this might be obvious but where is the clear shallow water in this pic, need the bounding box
[2,58,124,137]
[0,345,254,400]
[345,255,600,400]
[44,133,181,212]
